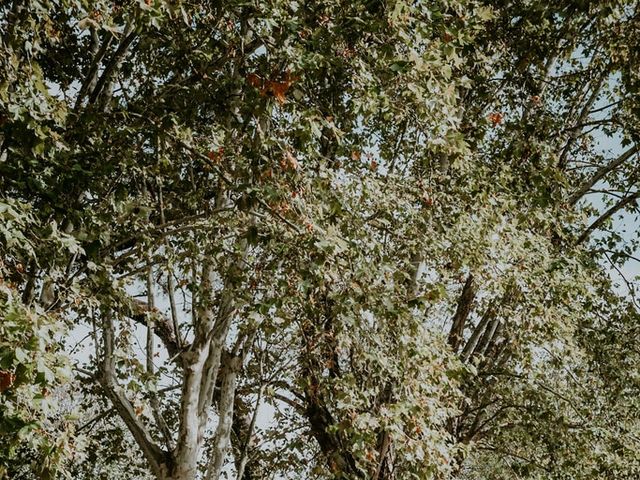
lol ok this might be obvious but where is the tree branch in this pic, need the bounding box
[576,189,640,245]
[147,265,174,452]
[99,313,170,478]
[74,28,113,110]
[448,274,476,352]
[568,145,639,205]
[88,23,137,110]
[130,298,182,360]
[460,306,493,363]
[235,382,263,480]
[205,354,242,480]
[558,60,610,169]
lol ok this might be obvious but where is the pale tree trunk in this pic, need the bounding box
[205,355,242,479]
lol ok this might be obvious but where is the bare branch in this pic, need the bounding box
[576,189,640,245]
[99,313,169,478]
[460,306,493,363]
[88,24,137,110]
[448,274,476,352]
[568,145,639,205]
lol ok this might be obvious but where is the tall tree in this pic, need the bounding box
[2,1,640,479]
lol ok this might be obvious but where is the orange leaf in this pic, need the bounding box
[259,71,300,104]
[488,112,503,127]
[0,370,15,393]
[246,73,263,89]
[208,146,224,164]
[268,81,289,104]
[280,151,299,171]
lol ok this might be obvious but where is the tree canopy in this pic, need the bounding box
[2,1,640,479]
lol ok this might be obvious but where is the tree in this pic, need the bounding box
[1,1,640,479]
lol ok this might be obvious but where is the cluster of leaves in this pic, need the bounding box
[0,274,75,479]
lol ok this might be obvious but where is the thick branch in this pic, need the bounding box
[206,354,242,480]
[576,189,640,245]
[88,24,137,109]
[173,261,215,479]
[460,307,493,363]
[448,274,476,352]
[130,299,181,360]
[147,266,174,452]
[568,145,639,205]
[300,357,362,476]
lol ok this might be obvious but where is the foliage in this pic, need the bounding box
[2,1,640,479]
[0,274,75,479]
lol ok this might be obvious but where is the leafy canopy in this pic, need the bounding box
[2,1,640,479]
